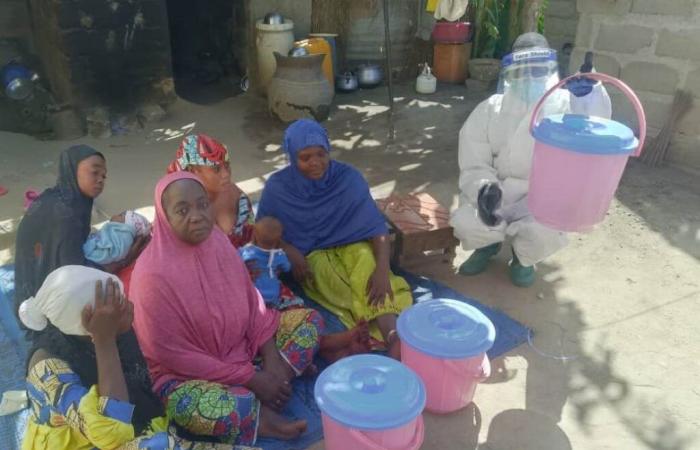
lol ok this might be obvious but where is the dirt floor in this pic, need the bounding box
[1,83,699,450]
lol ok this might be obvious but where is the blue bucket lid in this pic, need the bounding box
[531,113,638,155]
[314,354,426,430]
[397,299,496,359]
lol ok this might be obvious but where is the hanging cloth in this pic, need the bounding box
[434,0,469,21]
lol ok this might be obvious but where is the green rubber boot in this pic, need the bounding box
[458,243,502,276]
[510,252,535,287]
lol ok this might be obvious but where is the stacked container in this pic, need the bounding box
[432,22,471,83]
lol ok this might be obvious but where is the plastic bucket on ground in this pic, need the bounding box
[315,354,426,450]
[397,298,495,414]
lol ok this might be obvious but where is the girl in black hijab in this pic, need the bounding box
[14,146,145,317]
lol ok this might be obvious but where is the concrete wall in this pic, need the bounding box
[544,0,578,74]
[0,0,31,44]
[0,0,33,66]
[572,0,700,171]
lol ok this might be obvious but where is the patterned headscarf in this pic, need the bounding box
[125,210,151,236]
[166,134,230,173]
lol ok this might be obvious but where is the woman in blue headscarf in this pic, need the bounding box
[257,119,412,359]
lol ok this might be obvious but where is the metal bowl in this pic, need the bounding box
[263,12,284,25]
[288,46,309,57]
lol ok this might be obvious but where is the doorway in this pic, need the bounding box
[166,0,247,104]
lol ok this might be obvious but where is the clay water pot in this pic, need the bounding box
[268,52,334,123]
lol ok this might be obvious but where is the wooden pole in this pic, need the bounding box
[383,0,395,141]
[311,0,352,69]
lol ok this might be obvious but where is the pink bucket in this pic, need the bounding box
[397,299,496,414]
[401,343,491,414]
[322,413,425,450]
[528,72,646,232]
[315,354,426,450]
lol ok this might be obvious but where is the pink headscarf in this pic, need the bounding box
[129,172,279,392]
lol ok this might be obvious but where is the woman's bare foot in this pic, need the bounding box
[319,321,371,362]
[302,363,318,377]
[387,338,401,361]
[258,406,307,440]
[384,329,401,361]
[320,321,370,351]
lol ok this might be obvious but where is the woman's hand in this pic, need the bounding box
[83,279,130,402]
[283,242,313,284]
[367,267,393,307]
[117,298,135,335]
[245,371,292,412]
[263,350,294,385]
[123,234,150,266]
[245,261,262,281]
[81,278,130,343]
[102,235,150,274]
[291,258,312,285]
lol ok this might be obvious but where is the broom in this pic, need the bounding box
[641,89,693,167]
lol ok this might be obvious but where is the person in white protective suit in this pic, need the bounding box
[450,33,612,287]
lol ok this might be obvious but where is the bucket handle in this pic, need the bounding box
[444,354,491,382]
[528,72,647,157]
[349,415,425,450]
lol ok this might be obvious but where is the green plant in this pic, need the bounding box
[536,0,550,34]
[497,0,528,57]
[472,0,529,59]
[472,0,502,59]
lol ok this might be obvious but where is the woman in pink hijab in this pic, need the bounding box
[129,172,321,445]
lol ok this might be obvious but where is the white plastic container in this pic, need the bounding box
[416,63,437,94]
[255,19,295,95]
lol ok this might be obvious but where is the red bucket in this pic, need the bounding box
[432,22,471,44]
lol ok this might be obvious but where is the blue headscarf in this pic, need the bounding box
[257,119,387,255]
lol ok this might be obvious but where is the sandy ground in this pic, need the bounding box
[1,83,699,450]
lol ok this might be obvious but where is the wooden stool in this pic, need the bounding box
[376,193,459,266]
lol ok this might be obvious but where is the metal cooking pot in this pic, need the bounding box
[2,63,35,100]
[335,71,359,92]
[356,64,383,88]
[263,12,284,25]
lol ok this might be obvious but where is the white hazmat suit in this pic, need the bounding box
[450,45,612,271]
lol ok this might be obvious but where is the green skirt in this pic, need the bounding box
[303,241,413,341]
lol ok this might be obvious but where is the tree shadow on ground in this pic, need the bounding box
[478,409,572,450]
[615,162,700,261]
[483,260,695,450]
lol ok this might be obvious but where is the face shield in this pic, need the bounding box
[500,48,559,107]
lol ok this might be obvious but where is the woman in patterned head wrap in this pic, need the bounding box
[167,134,254,248]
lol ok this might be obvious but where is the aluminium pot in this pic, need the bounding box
[356,63,383,88]
[335,71,359,92]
